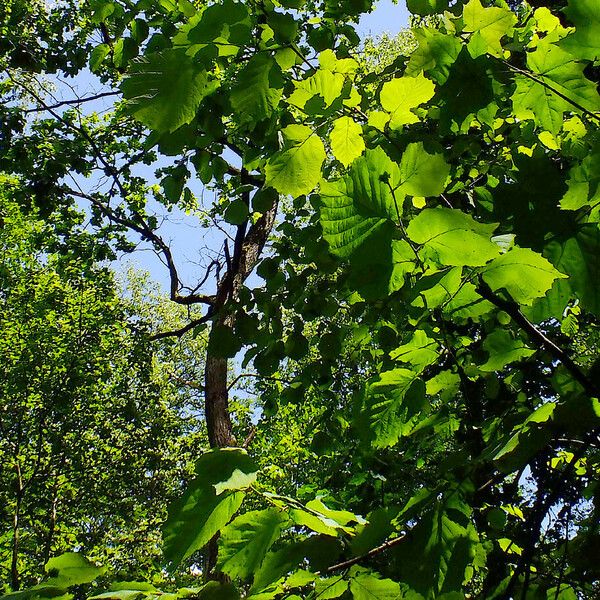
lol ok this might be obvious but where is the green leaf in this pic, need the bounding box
[396,143,450,198]
[359,369,426,448]
[560,152,600,212]
[45,553,105,587]
[89,44,110,72]
[329,116,365,167]
[461,0,516,58]
[173,0,252,57]
[305,498,365,529]
[252,537,340,593]
[288,70,345,112]
[315,576,348,599]
[416,267,463,309]
[443,282,495,321]
[230,55,284,126]
[162,174,184,204]
[265,125,325,197]
[288,508,339,536]
[544,225,600,315]
[351,507,397,556]
[267,11,298,44]
[390,330,439,373]
[208,324,243,358]
[439,48,496,130]
[406,28,462,85]
[512,40,600,134]
[407,0,448,17]
[320,146,399,258]
[121,49,218,133]
[380,73,436,129]
[163,449,258,567]
[218,509,288,580]
[394,498,480,598]
[406,208,500,267]
[479,329,535,372]
[349,572,401,600]
[224,199,250,225]
[196,582,240,600]
[559,0,600,61]
[481,247,568,305]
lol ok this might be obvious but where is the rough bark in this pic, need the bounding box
[203,199,278,450]
[202,197,278,577]
[11,462,23,591]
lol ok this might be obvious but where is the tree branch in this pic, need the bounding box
[149,312,213,341]
[500,59,600,124]
[318,534,407,576]
[476,279,600,398]
[22,91,119,113]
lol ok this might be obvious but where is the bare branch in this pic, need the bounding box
[318,534,408,576]
[149,312,213,341]
[22,91,119,114]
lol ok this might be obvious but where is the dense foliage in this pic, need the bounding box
[1,0,600,598]
[0,189,205,588]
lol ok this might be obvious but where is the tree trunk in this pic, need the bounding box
[42,479,59,566]
[201,199,278,578]
[205,351,236,449]
[11,463,23,591]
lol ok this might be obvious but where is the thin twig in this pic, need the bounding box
[318,534,407,576]
[23,91,119,113]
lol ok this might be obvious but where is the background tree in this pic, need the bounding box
[0,182,205,590]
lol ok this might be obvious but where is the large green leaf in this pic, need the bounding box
[230,55,284,126]
[288,70,345,112]
[481,247,568,305]
[380,73,436,129]
[329,116,365,167]
[544,225,600,315]
[265,125,325,197]
[172,0,252,58]
[512,40,600,134]
[320,146,400,258]
[407,0,448,17]
[478,329,535,372]
[349,571,401,600]
[358,369,426,448]
[120,49,218,133]
[218,509,289,580]
[315,576,348,599]
[45,553,105,587]
[406,208,500,267]
[560,152,600,212]
[439,48,496,130]
[390,330,439,373]
[405,28,462,85]
[461,0,516,58]
[559,0,600,61]
[163,449,258,567]
[195,581,240,600]
[394,498,480,599]
[251,537,341,593]
[396,143,450,198]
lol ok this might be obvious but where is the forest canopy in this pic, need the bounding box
[1,0,599,599]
